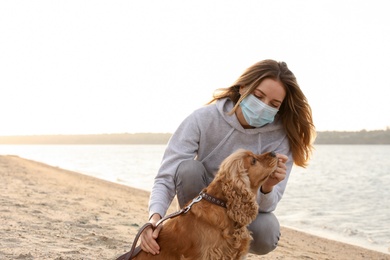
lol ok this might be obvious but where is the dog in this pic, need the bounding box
[134,149,278,260]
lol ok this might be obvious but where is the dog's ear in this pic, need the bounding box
[220,157,258,227]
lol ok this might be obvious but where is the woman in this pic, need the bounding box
[141,59,316,256]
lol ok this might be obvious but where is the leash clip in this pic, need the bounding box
[183,195,202,213]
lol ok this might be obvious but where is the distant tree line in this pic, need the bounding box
[314,129,390,144]
[0,129,390,145]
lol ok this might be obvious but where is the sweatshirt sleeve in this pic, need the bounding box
[257,135,293,212]
[148,112,201,219]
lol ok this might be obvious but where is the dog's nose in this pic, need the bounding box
[270,151,276,157]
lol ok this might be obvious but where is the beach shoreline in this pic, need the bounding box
[1,155,389,260]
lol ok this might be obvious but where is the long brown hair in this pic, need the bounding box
[208,59,316,167]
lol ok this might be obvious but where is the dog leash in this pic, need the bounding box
[116,191,227,260]
[116,194,203,260]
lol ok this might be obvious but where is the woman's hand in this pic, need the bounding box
[261,153,288,194]
[140,213,163,255]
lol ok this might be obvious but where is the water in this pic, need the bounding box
[274,145,390,255]
[0,144,163,191]
[0,144,389,254]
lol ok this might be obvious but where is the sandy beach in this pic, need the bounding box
[0,155,388,260]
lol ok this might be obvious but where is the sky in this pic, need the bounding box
[1,0,389,135]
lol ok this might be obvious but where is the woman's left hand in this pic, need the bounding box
[261,153,288,194]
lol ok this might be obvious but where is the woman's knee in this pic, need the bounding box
[176,160,205,183]
[175,160,208,207]
[248,213,280,255]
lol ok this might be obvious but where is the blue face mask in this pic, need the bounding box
[240,94,279,127]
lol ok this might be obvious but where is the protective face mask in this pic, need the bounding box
[240,94,279,127]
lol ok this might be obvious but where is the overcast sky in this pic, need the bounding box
[1,0,389,135]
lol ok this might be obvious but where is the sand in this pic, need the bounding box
[0,155,389,260]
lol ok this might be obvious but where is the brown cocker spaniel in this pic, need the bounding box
[135,149,278,260]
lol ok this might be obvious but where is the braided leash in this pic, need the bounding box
[116,191,227,260]
[116,195,203,260]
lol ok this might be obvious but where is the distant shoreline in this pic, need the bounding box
[0,129,389,145]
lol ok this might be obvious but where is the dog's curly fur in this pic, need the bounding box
[134,149,278,260]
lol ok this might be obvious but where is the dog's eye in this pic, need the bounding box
[251,157,257,165]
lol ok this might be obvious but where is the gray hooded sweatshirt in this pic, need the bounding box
[149,98,293,219]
